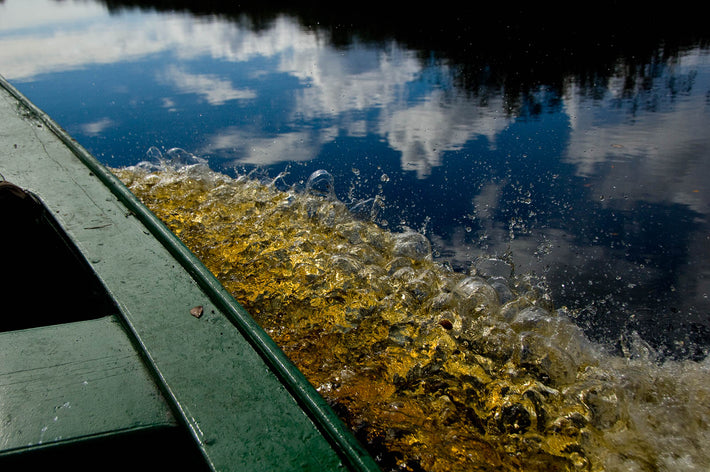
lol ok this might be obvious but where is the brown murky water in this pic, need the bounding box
[114,163,710,472]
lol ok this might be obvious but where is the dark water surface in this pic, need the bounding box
[1,0,709,359]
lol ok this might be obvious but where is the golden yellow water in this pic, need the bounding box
[114,163,710,472]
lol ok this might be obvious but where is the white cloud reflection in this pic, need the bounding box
[157,65,256,105]
[562,52,710,217]
[202,126,338,166]
[286,42,420,118]
[379,89,508,178]
[0,0,106,32]
[0,0,506,176]
[0,3,170,79]
[79,117,114,136]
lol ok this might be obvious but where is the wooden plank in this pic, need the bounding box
[0,317,175,454]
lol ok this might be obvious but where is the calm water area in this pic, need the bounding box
[1,0,709,361]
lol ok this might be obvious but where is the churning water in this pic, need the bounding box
[113,153,710,471]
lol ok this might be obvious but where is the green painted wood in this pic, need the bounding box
[0,75,379,471]
[0,317,175,454]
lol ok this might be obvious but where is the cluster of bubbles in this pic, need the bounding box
[112,148,710,472]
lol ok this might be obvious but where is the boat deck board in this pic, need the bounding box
[0,317,176,452]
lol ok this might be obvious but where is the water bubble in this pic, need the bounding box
[517,332,578,386]
[392,230,431,261]
[380,173,390,182]
[306,169,335,198]
[386,256,413,275]
[165,147,205,167]
[134,146,165,171]
[348,198,377,220]
[619,331,657,362]
[512,306,553,331]
[270,173,291,192]
[488,276,515,304]
[406,277,435,302]
[146,146,163,163]
[329,254,362,277]
[473,257,513,279]
[454,276,500,315]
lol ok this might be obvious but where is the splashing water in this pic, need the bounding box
[113,154,710,472]
[306,168,336,198]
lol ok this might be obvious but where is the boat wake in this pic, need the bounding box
[112,148,710,472]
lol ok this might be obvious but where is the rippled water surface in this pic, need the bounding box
[2,1,710,470]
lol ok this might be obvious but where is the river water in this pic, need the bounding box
[2,1,709,470]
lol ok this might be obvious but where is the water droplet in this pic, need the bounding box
[380,173,390,182]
